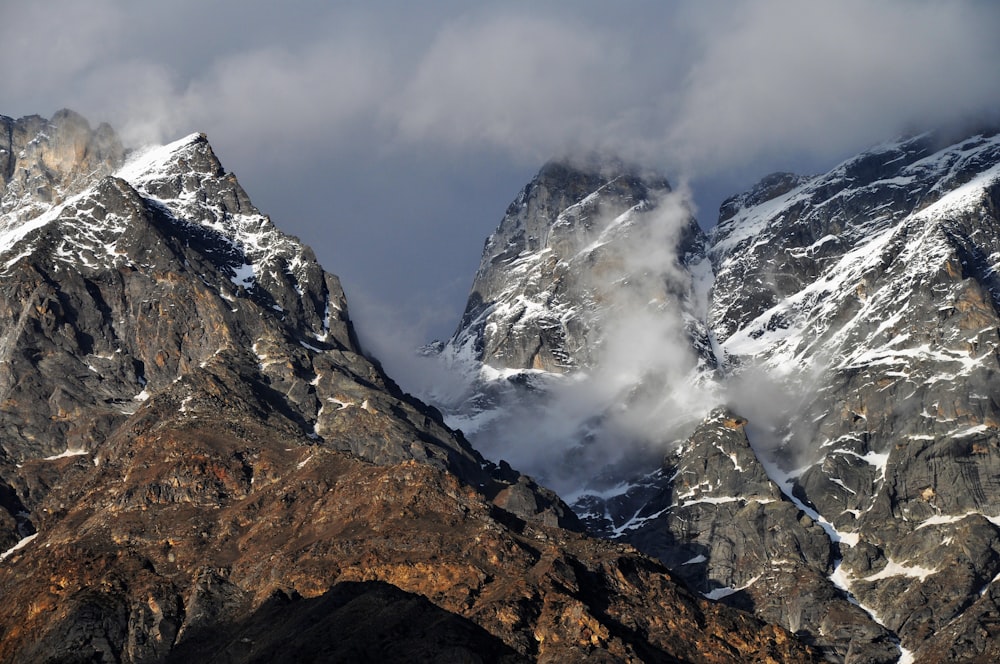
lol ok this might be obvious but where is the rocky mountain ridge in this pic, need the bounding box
[430,158,717,494]
[434,128,1000,662]
[0,110,815,663]
[449,158,707,373]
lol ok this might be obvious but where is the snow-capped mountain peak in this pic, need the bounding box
[430,126,1000,662]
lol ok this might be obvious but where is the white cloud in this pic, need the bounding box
[180,39,393,146]
[668,0,1000,174]
[65,36,396,155]
[6,1,999,178]
[0,0,124,112]
[390,13,635,160]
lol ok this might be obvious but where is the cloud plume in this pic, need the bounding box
[6,0,1000,443]
[7,2,1000,176]
[667,0,1000,175]
[412,187,720,495]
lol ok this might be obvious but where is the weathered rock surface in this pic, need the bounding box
[448,157,708,374]
[434,128,1000,662]
[704,129,1000,662]
[579,409,898,662]
[0,397,815,663]
[1,109,124,224]
[0,112,816,663]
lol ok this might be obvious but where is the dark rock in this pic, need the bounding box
[0,112,817,664]
[582,409,893,662]
[434,126,1000,662]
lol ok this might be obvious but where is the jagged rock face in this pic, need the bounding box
[431,158,717,494]
[703,130,1000,662]
[595,130,1000,662]
[1,109,124,224]
[0,114,590,530]
[0,112,815,663]
[451,158,707,373]
[0,119,494,485]
[0,396,815,664]
[437,128,1000,663]
[579,409,898,662]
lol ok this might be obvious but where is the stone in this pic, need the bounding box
[0,112,817,663]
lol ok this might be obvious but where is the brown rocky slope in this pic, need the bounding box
[0,111,816,663]
[1,380,813,663]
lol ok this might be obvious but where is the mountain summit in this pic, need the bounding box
[428,158,717,495]
[0,111,813,663]
[450,158,704,372]
[433,129,1000,662]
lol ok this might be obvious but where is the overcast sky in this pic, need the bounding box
[4,0,1000,351]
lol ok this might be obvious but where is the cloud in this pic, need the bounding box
[668,0,1000,175]
[0,0,124,111]
[389,13,635,160]
[69,61,182,146]
[183,39,394,147]
[67,35,396,155]
[11,1,997,184]
[348,284,481,407]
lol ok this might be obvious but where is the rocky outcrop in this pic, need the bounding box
[578,409,899,662]
[0,393,816,663]
[436,127,1000,663]
[449,158,707,373]
[1,109,124,224]
[702,130,1000,662]
[0,113,586,540]
[0,112,816,663]
[0,123,487,480]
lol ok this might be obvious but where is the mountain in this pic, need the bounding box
[0,111,816,663]
[449,157,707,373]
[434,129,1000,662]
[431,157,716,493]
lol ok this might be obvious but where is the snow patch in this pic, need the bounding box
[0,533,38,562]
[863,559,938,582]
[702,574,762,601]
[230,262,255,287]
[42,448,88,461]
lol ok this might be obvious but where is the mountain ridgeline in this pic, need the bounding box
[0,111,816,663]
[433,129,1000,663]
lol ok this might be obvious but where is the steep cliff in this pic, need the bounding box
[438,128,1000,662]
[0,111,815,664]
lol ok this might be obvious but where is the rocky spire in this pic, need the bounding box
[0,109,124,223]
[450,157,705,373]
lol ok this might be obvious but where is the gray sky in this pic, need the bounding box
[4,0,1000,354]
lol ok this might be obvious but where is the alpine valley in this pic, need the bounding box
[0,108,998,664]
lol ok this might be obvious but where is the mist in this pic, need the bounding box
[394,187,724,496]
[7,1,1000,493]
[7,2,1000,347]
